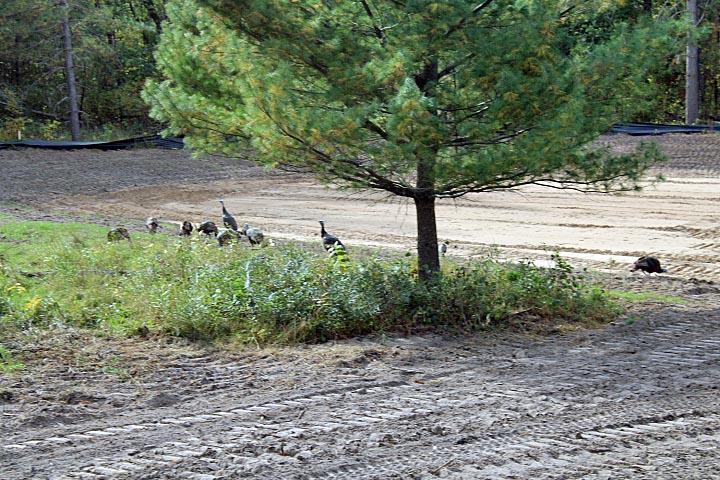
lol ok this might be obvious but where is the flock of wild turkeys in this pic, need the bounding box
[107,199,347,254]
[107,199,667,273]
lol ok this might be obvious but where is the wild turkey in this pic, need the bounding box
[631,256,667,274]
[145,217,159,234]
[439,241,449,256]
[219,200,238,231]
[242,223,265,246]
[217,228,239,246]
[108,227,131,242]
[198,221,219,237]
[319,220,344,251]
[177,221,194,237]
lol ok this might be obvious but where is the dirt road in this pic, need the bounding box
[2,134,719,281]
[2,282,719,479]
[1,133,720,478]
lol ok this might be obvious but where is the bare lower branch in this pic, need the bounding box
[0,99,61,120]
[257,102,416,197]
[445,128,530,147]
[436,172,640,199]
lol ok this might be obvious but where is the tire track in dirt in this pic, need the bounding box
[2,307,711,451]
[55,347,720,479]
[307,408,720,480]
[67,401,720,480]
[4,306,719,479]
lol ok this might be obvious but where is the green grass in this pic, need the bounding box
[1,219,621,344]
[608,290,688,305]
[0,219,111,265]
[0,344,24,372]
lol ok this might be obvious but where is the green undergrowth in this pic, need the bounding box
[0,344,24,373]
[608,290,687,305]
[0,220,621,344]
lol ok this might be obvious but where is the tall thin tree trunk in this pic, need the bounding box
[415,196,440,282]
[13,34,21,86]
[713,9,719,117]
[60,0,81,140]
[686,0,700,124]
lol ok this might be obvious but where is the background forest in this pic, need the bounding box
[0,0,718,141]
[0,0,164,140]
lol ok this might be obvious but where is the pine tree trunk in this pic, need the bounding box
[686,0,700,124]
[414,122,440,282]
[60,0,81,140]
[415,196,440,282]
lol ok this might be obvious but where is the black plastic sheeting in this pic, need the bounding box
[0,134,183,151]
[610,122,720,135]
[1,123,719,151]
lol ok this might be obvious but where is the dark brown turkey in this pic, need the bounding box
[631,256,666,274]
[177,221,194,236]
[219,200,238,231]
[198,221,219,237]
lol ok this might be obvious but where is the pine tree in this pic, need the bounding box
[145,0,679,280]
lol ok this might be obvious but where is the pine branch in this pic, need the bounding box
[445,0,495,38]
[359,0,385,46]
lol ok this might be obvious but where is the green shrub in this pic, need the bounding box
[0,221,620,344]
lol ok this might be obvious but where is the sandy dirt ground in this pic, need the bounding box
[1,133,720,479]
[2,133,719,281]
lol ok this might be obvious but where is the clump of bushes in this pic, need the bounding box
[0,224,619,344]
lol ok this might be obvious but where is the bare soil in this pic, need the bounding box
[1,133,720,479]
[2,134,719,281]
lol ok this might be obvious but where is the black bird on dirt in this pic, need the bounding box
[631,256,667,274]
[108,227,131,242]
[219,200,238,231]
[319,220,344,251]
[439,241,449,256]
[177,221,194,237]
[198,221,219,237]
[145,217,159,234]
